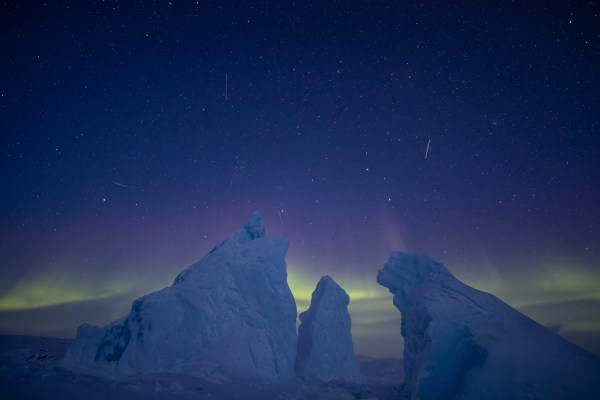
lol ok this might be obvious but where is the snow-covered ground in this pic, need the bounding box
[0,334,403,400]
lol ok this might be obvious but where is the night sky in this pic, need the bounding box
[1,1,599,358]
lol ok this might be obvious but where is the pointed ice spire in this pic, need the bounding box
[243,211,265,239]
[224,211,266,245]
[296,275,362,382]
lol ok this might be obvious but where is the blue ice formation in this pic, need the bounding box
[62,212,297,381]
[296,275,362,382]
[377,251,600,400]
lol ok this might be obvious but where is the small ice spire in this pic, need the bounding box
[244,211,265,239]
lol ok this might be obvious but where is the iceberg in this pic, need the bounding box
[295,275,362,382]
[377,251,600,400]
[62,212,298,381]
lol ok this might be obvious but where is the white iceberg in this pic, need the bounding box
[377,251,600,400]
[62,212,298,381]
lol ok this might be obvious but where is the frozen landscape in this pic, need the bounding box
[3,0,599,397]
[1,214,599,399]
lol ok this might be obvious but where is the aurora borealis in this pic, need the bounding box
[1,1,599,358]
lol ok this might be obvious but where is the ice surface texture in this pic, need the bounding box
[62,212,297,381]
[296,275,362,382]
[377,251,600,400]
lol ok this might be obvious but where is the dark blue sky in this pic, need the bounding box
[1,0,599,357]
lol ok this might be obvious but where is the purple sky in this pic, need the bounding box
[1,1,599,357]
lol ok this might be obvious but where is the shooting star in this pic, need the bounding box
[278,209,283,224]
[425,139,431,159]
[113,181,128,188]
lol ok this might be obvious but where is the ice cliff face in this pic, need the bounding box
[295,275,362,382]
[377,251,600,400]
[62,212,298,381]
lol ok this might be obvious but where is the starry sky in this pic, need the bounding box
[1,1,599,358]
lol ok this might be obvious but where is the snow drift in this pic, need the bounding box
[295,275,362,382]
[377,251,600,400]
[61,212,298,381]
